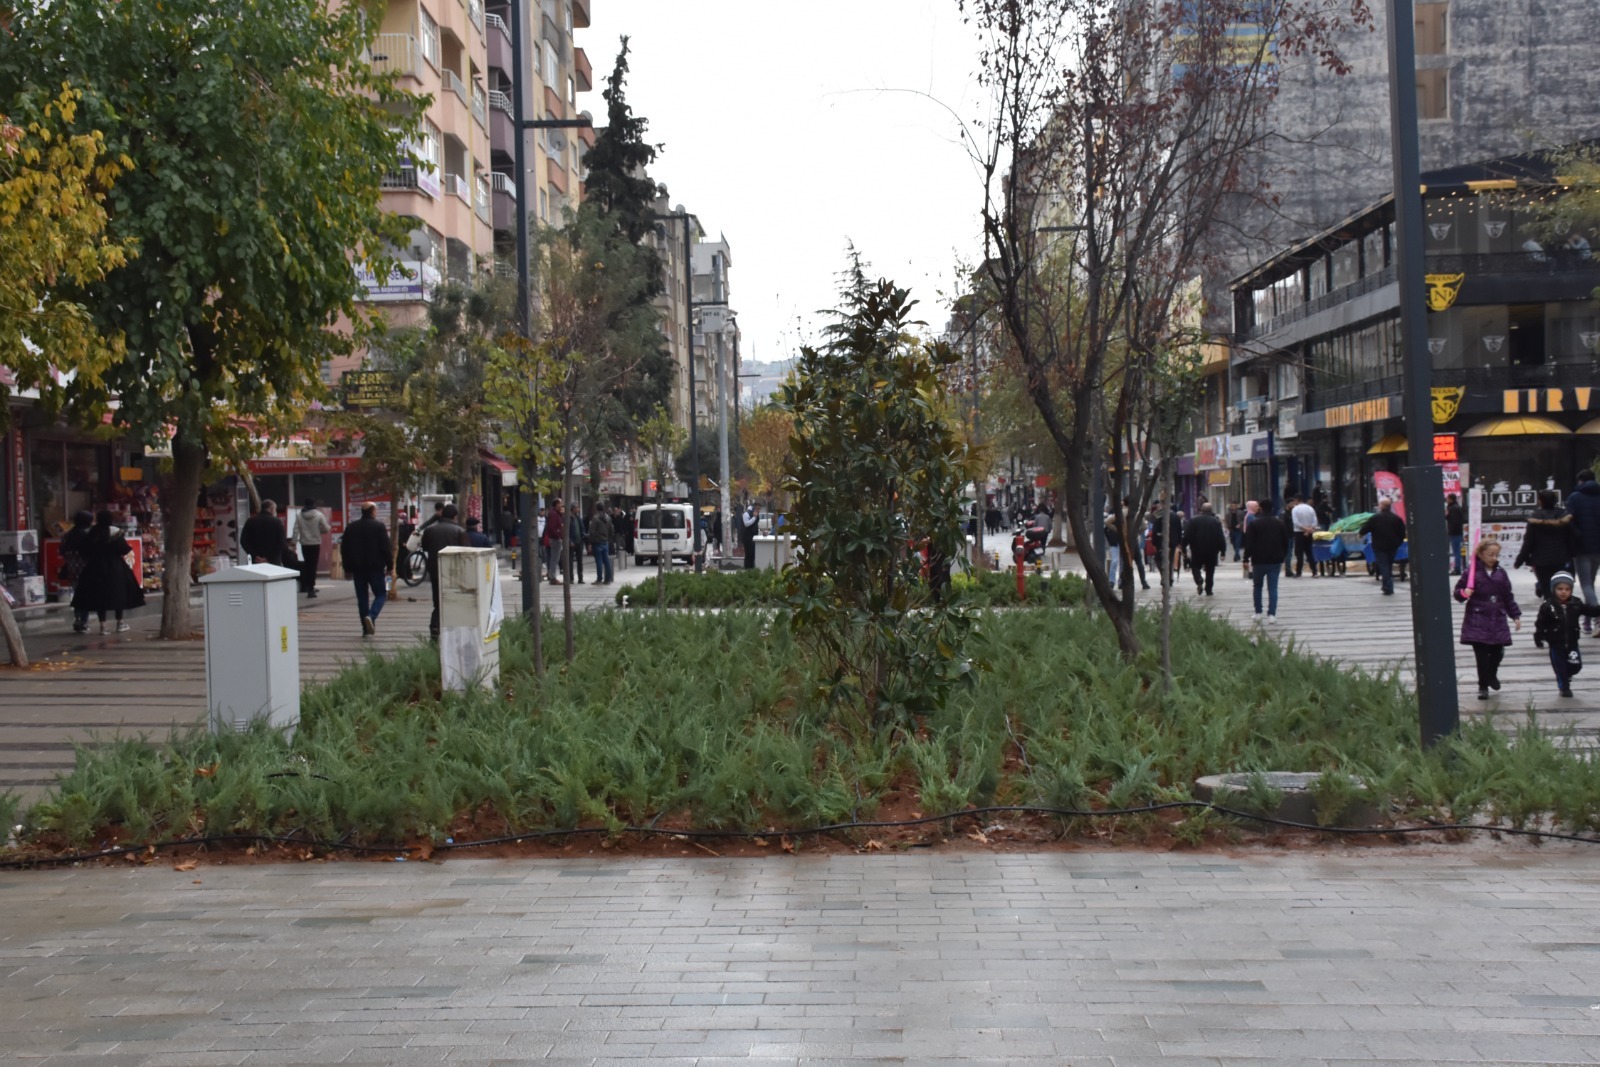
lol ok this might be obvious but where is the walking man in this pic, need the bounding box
[420,504,469,639]
[1361,497,1408,596]
[1290,493,1319,577]
[290,499,331,598]
[341,502,392,636]
[1566,470,1600,634]
[740,502,760,569]
[541,498,565,584]
[241,499,288,566]
[1242,499,1290,622]
[1184,502,1227,596]
[588,503,614,585]
[1225,501,1244,562]
[1445,492,1466,576]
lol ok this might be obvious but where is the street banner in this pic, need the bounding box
[1374,470,1406,521]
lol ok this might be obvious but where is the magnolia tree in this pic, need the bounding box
[963,0,1369,660]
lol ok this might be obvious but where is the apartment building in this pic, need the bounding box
[692,237,738,442]
[649,194,704,436]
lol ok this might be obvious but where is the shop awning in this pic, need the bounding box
[1576,418,1600,435]
[1366,433,1408,454]
[1461,416,1572,438]
[479,449,515,474]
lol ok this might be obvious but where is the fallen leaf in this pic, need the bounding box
[967,830,990,845]
[174,860,198,872]
[751,836,768,847]
[192,880,202,885]
[780,836,795,854]
[194,762,219,778]
[864,839,884,852]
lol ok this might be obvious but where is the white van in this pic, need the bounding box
[634,503,701,565]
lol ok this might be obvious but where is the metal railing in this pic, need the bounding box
[470,83,487,128]
[487,89,513,115]
[443,173,473,205]
[380,168,421,192]
[1437,363,1600,389]
[485,12,511,40]
[369,34,423,80]
[442,69,468,107]
[490,171,516,200]
[1425,250,1600,276]
[475,180,491,224]
[1247,264,1397,339]
[1306,373,1404,410]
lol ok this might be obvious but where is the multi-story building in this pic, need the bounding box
[1228,149,1600,520]
[649,193,703,438]
[691,237,736,438]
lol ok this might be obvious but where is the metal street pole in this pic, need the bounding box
[971,324,984,566]
[1386,0,1460,746]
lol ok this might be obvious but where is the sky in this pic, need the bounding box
[582,1,992,368]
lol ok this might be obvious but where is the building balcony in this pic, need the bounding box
[576,121,595,148]
[475,175,491,226]
[485,12,513,76]
[491,171,516,233]
[543,85,564,120]
[541,9,562,49]
[470,83,488,129]
[546,154,568,195]
[369,34,426,83]
[573,47,592,93]
[442,68,469,108]
[488,89,515,162]
[571,0,590,28]
[443,172,475,208]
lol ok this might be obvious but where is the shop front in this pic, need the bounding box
[245,454,364,574]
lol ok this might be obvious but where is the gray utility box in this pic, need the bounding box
[438,546,502,692]
[199,563,300,735]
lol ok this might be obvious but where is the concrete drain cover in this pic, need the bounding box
[1193,771,1377,828]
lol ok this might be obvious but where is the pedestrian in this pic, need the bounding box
[566,504,586,583]
[240,499,289,566]
[740,502,760,569]
[1290,493,1319,577]
[1241,499,1290,623]
[1513,489,1574,600]
[1360,498,1408,596]
[1225,501,1244,562]
[1147,503,1174,587]
[1445,493,1466,576]
[1456,539,1521,700]
[588,503,614,585]
[60,510,94,633]
[541,498,565,584]
[1103,508,1122,585]
[709,507,723,557]
[290,498,331,598]
[1123,496,1150,590]
[71,510,145,635]
[420,503,469,639]
[1184,502,1227,596]
[1567,470,1600,635]
[419,500,446,532]
[1241,499,1261,578]
[1533,571,1600,698]
[464,516,495,548]
[340,502,392,636]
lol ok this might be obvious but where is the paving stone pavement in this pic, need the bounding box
[4,846,1600,1065]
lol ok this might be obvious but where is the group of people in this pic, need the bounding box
[1454,469,1600,700]
[60,509,146,635]
[240,498,332,599]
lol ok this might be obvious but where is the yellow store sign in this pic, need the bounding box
[1503,388,1596,414]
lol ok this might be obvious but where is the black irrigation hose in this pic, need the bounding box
[4,801,1600,870]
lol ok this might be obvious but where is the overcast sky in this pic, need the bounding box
[583,1,990,366]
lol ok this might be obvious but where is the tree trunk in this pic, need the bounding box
[0,594,27,668]
[159,429,207,639]
[1061,461,1141,660]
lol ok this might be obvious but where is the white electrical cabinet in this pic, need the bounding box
[438,546,502,692]
[199,563,300,735]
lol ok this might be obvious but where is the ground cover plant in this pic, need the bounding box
[615,567,1087,610]
[9,604,1600,859]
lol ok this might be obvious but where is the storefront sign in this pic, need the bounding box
[9,430,24,529]
[1276,405,1298,439]
[245,455,362,474]
[1296,396,1401,432]
[1484,482,1539,522]
[1227,433,1270,462]
[1206,469,1232,487]
[1433,434,1459,463]
[1194,434,1229,471]
[355,260,441,303]
[1502,387,1597,414]
[1424,272,1466,312]
[343,370,401,408]
[1432,386,1465,424]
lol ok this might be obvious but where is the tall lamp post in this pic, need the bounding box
[1386,0,1460,745]
[509,0,591,615]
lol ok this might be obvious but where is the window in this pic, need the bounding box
[1415,3,1447,55]
[419,6,440,69]
[538,187,548,221]
[543,42,558,88]
[417,118,442,175]
[1417,68,1448,120]
[1331,242,1360,290]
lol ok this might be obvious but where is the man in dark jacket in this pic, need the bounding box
[420,504,469,638]
[341,502,392,636]
[1184,502,1227,595]
[1566,470,1600,630]
[61,510,94,633]
[1514,489,1574,600]
[1445,493,1466,576]
[240,500,288,566]
[1360,497,1409,596]
[1241,501,1290,621]
[587,504,614,585]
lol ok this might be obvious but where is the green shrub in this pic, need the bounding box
[13,604,1600,852]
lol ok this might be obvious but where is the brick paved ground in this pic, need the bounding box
[3,846,1600,1065]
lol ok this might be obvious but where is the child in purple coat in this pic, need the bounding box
[1455,540,1522,700]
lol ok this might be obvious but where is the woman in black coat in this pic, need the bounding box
[1514,489,1575,599]
[70,510,146,634]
